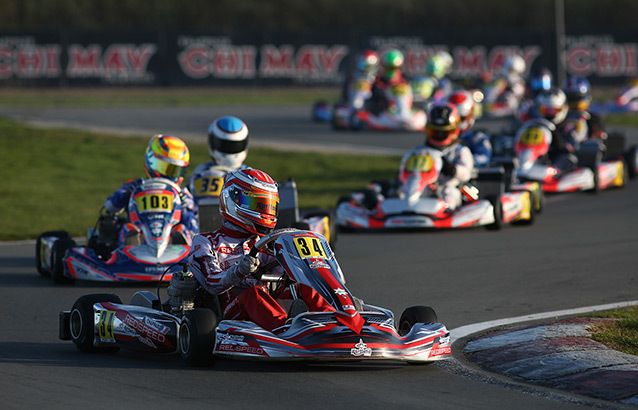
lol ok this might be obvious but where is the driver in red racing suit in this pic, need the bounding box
[187,168,334,331]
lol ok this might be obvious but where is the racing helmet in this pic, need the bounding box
[563,75,592,111]
[356,49,379,75]
[208,116,249,169]
[501,54,526,77]
[445,90,476,133]
[380,48,404,81]
[528,66,553,96]
[426,54,447,80]
[435,50,454,76]
[536,88,569,124]
[144,134,190,184]
[425,102,461,148]
[219,168,279,235]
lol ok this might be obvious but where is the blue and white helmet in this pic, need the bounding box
[208,116,249,169]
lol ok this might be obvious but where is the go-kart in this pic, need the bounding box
[590,80,638,115]
[512,119,629,193]
[191,165,337,248]
[311,73,375,126]
[481,76,521,119]
[350,82,427,131]
[36,177,191,284]
[336,146,537,231]
[58,229,451,365]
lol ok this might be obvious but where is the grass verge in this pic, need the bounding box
[586,306,638,356]
[0,116,400,241]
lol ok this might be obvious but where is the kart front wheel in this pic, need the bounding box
[485,196,503,231]
[398,306,438,336]
[51,238,76,284]
[70,294,122,353]
[179,308,218,367]
[35,231,71,277]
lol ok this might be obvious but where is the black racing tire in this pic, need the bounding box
[35,231,71,277]
[485,196,503,231]
[534,186,546,215]
[625,145,638,179]
[179,308,218,367]
[586,164,600,194]
[51,238,77,284]
[512,190,536,226]
[398,306,438,336]
[70,294,122,353]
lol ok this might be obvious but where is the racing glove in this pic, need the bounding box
[228,254,261,284]
[440,158,457,177]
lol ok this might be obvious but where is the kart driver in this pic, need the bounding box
[366,48,411,115]
[104,134,198,246]
[419,102,474,211]
[187,168,334,332]
[534,87,588,172]
[445,89,493,167]
[187,116,250,206]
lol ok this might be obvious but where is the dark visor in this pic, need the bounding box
[212,137,248,154]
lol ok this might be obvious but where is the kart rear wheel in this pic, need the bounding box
[70,294,122,353]
[179,308,218,367]
[485,196,503,231]
[35,231,71,277]
[51,238,76,284]
[398,306,438,336]
[625,145,638,179]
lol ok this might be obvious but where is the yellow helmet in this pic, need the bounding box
[144,134,190,183]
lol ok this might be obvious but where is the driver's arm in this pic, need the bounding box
[188,234,261,295]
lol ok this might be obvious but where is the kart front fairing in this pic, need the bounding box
[213,230,451,362]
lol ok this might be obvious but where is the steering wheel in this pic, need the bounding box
[248,228,301,282]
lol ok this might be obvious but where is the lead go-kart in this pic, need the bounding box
[190,164,338,248]
[36,177,192,284]
[58,229,452,365]
[336,146,539,231]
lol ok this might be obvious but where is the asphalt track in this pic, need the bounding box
[1,105,637,409]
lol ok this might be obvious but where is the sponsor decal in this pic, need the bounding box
[309,259,330,269]
[217,333,245,343]
[351,339,372,357]
[144,317,169,335]
[438,335,451,345]
[217,343,264,355]
[429,346,452,357]
[124,314,166,344]
[342,304,356,312]
[217,246,242,255]
[334,288,348,297]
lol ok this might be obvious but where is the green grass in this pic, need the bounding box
[0,117,400,241]
[586,306,638,356]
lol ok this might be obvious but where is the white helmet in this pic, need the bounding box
[208,116,248,169]
[501,54,526,77]
[536,88,569,125]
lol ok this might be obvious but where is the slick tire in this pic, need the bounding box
[35,231,71,277]
[485,196,503,231]
[51,238,77,284]
[179,308,218,367]
[398,306,438,336]
[625,145,638,179]
[70,294,122,353]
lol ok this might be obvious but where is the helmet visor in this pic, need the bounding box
[146,154,187,179]
[230,188,279,217]
[213,137,248,154]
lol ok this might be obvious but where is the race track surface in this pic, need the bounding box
[1,105,636,409]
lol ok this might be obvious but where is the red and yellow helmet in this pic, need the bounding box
[144,134,190,183]
[219,168,279,235]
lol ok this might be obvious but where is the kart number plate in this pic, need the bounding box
[294,237,325,258]
[193,176,224,197]
[98,310,116,341]
[519,128,545,146]
[135,193,175,213]
[405,154,433,172]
